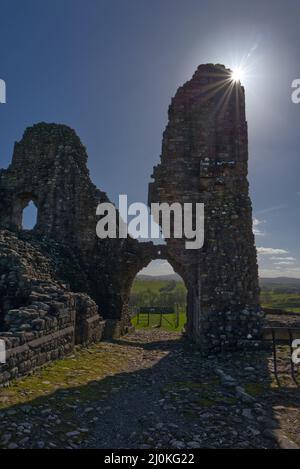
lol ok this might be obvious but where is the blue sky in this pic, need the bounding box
[0,0,299,277]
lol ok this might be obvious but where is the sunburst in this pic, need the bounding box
[231,66,245,83]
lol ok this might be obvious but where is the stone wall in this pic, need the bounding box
[0,122,165,385]
[0,63,264,363]
[0,230,105,385]
[0,123,155,336]
[149,64,264,351]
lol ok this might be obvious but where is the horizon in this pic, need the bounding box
[137,270,300,280]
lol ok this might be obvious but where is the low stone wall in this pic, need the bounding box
[0,230,106,386]
[0,290,106,385]
[0,325,75,385]
[74,294,106,345]
[0,294,106,385]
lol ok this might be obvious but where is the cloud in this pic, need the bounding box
[255,205,286,215]
[257,247,288,255]
[270,256,296,261]
[274,261,295,265]
[138,260,175,276]
[259,267,300,278]
[253,218,265,236]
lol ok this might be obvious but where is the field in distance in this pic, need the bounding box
[130,275,187,330]
[260,277,300,312]
[129,276,300,331]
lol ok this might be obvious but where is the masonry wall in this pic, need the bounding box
[0,64,265,362]
[0,231,105,385]
[149,64,265,351]
[0,123,155,337]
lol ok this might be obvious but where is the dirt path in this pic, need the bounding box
[0,330,299,449]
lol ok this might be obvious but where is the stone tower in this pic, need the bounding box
[149,64,264,351]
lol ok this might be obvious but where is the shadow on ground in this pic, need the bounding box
[0,330,299,449]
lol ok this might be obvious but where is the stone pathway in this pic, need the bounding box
[0,330,299,449]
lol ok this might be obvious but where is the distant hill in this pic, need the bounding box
[260,277,300,287]
[260,277,300,293]
[136,275,300,288]
[136,275,300,287]
[137,273,183,282]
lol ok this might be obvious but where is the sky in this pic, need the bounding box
[0,0,299,277]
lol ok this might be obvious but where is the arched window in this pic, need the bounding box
[22,200,38,230]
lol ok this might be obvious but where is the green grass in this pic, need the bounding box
[132,279,300,322]
[131,278,187,296]
[0,340,146,448]
[0,343,131,410]
[131,310,186,331]
[261,290,300,312]
[130,278,187,331]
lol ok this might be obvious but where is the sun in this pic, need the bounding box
[231,67,245,83]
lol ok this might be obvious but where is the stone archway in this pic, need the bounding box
[129,258,188,329]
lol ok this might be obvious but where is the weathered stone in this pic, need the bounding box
[0,64,265,386]
[0,123,157,336]
[149,64,264,351]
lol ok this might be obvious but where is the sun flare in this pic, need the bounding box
[231,67,245,83]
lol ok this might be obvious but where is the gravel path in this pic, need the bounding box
[0,329,299,449]
[82,330,297,449]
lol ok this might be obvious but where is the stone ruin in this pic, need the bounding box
[0,64,265,384]
[149,64,265,349]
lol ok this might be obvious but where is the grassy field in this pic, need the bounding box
[130,277,187,331]
[131,278,186,296]
[131,310,187,331]
[260,278,300,312]
[260,291,300,312]
[130,278,300,332]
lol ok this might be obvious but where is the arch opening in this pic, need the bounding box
[129,260,187,332]
[22,200,38,230]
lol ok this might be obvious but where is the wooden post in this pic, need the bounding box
[176,304,179,328]
[159,312,162,328]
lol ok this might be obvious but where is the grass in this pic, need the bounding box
[130,279,300,331]
[0,341,141,448]
[131,279,300,332]
[130,278,187,331]
[131,311,186,331]
[0,342,132,410]
[261,290,300,313]
[131,278,181,294]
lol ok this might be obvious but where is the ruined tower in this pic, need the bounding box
[0,64,264,355]
[0,123,155,338]
[149,64,264,350]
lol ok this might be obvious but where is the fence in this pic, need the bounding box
[134,306,180,329]
[263,326,300,387]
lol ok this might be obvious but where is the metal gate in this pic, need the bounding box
[263,327,300,387]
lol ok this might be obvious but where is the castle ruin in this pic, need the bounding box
[0,64,264,384]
